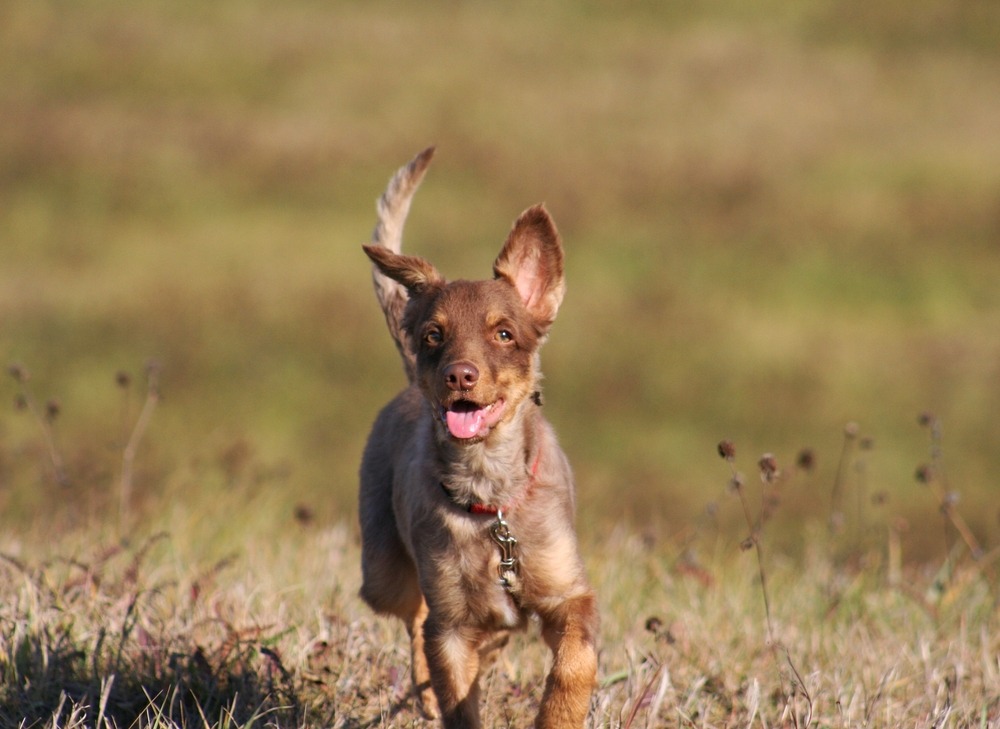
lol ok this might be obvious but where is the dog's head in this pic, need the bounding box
[364,205,565,444]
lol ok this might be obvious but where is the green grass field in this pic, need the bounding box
[2,1,999,726]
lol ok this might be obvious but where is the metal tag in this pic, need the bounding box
[490,509,519,591]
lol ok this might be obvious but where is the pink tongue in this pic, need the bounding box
[446,408,486,439]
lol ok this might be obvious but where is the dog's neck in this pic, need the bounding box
[436,398,541,512]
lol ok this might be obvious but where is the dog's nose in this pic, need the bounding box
[443,362,479,392]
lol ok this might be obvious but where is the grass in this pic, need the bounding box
[2,497,997,727]
[2,376,998,726]
[4,5,1000,524]
[2,0,1000,725]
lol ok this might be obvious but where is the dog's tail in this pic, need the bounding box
[367,146,436,383]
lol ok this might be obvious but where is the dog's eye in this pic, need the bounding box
[496,329,514,344]
[424,329,443,346]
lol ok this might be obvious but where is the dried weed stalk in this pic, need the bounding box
[119,361,161,531]
[915,412,983,565]
[8,362,69,488]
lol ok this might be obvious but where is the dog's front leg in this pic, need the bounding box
[424,619,483,728]
[537,592,599,729]
[406,598,440,719]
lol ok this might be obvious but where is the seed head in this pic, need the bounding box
[717,440,736,461]
[116,370,132,388]
[45,399,61,421]
[917,411,936,428]
[7,363,28,382]
[796,448,816,472]
[915,464,933,484]
[843,421,860,439]
[293,504,315,526]
[728,472,745,493]
[758,453,779,482]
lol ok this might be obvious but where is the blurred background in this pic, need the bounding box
[2,0,999,559]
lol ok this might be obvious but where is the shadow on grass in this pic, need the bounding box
[0,557,292,727]
[0,648,298,727]
[0,539,310,728]
[0,534,428,729]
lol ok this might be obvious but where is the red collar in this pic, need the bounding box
[442,448,541,515]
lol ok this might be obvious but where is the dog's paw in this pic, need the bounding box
[417,689,441,721]
[416,682,440,720]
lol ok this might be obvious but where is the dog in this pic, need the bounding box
[358,147,598,729]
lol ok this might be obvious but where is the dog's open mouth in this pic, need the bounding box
[441,399,506,440]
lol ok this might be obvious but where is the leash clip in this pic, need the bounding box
[490,509,519,591]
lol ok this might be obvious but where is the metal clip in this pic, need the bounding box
[490,509,518,591]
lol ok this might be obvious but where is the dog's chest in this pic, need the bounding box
[441,518,530,631]
[481,581,525,630]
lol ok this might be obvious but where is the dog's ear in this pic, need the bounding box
[363,244,444,295]
[493,204,566,329]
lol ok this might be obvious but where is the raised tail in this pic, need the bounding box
[368,146,436,382]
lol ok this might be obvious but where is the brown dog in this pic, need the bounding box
[358,148,598,728]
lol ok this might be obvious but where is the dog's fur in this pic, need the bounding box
[358,148,598,729]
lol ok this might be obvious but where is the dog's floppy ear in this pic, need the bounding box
[493,204,566,330]
[363,244,444,295]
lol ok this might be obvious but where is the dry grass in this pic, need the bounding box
[2,510,997,728]
[2,438,997,727]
